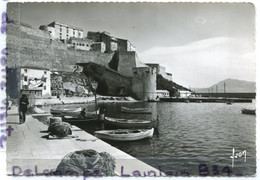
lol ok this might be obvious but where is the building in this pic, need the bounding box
[155,90,170,99]
[68,38,93,51]
[87,31,135,53]
[179,90,192,98]
[91,42,106,53]
[20,67,51,98]
[146,63,173,81]
[39,21,83,42]
[87,31,117,52]
[117,38,136,52]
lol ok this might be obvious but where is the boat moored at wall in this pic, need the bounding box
[94,128,154,141]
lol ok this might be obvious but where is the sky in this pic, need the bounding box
[19,2,255,88]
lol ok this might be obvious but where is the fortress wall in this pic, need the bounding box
[117,51,137,77]
[6,3,146,97]
[6,22,131,96]
[6,23,114,71]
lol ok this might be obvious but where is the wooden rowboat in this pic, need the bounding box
[63,116,100,122]
[121,106,151,114]
[62,108,102,122]
[94,128,154,141]
[50,107,82,116]
[241,108,256,115]
[104,117,153,128]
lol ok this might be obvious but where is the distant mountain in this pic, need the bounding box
[194,79,256,93]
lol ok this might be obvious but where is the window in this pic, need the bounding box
[24,76,27,81]
[24,69,27,73]
[44,71,47,74]
[44,86,46,90]
[22,85,28,89]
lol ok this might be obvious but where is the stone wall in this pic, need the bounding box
[7,23,115,71]
[117,51,137,77]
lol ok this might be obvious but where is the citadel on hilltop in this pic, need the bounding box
[6,3,187,101]
[39,21,136,53]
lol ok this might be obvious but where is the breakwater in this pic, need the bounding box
[160,97,253,103]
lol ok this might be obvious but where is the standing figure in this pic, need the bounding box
[19,94,29,124]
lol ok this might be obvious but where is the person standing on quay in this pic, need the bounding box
[19,94,29,124]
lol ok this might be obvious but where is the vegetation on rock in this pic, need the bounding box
[156,74,190,97]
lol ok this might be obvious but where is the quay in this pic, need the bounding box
[160,97,253,103]
[6,106,162,177]
[33,96,137,106]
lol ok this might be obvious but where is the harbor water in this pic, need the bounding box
[56,101,256,176]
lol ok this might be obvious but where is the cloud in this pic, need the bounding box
[139,37,255,88]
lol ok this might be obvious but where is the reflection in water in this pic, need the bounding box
[44,101,256,176]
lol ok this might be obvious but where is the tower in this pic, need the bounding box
[132,67,156,101]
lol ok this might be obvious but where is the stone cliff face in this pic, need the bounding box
[51,72,92,97]
[78,63,132,96]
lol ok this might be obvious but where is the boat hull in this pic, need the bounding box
[241,108,256,115]
[104,117,153,128]
[121,107,151,114]
[94,128,154,141]
[63,116,100,122]
[62,109,102,122]
[50,107,82,116]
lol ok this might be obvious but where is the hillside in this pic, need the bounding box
[157,75,190,96]
[194,78,256,93]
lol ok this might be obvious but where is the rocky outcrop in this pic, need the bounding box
[51,72,92,97]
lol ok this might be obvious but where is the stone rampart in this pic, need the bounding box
[7,23,114,71]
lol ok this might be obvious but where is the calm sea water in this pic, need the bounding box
[57,101,256,176]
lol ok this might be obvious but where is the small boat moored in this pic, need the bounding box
[62,108,103,122]
[104,116,154,128]
[50,107,82,116]
[121,106,151,114]
[241,108,256,115]
[94,128,154,141]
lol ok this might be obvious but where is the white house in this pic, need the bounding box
[40,21,84,42]
[156,90,170,99]
[179,90,192,98]
[20,67,51,98]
